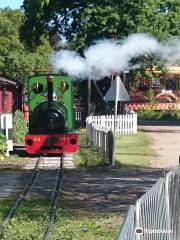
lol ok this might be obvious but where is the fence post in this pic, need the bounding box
[133,114,137,134]
[90,123,93,144]
[107,130,114,166]
[101,131,106,162]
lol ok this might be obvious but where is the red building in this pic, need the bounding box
[126,65,180,111]
[0,76,22,113]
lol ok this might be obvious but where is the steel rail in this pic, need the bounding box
[0,156,42,234]
[43,155,63,240]
[0,155,64,240]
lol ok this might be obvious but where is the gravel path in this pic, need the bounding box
[139,125,180,170]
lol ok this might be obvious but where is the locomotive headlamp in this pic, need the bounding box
[70,138,77,145]
[26,139,33,146]
[60,81,69,93]
[32,82,43,94]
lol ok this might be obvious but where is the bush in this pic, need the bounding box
[75,129,106,167]
[137,109,180,120]
[173,111,180,119]
[0,133,7,160]
[78,128,89,145]
[13,110,28,143]
[137,109,159,120]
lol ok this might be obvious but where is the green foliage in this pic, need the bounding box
[147,88,156,103]
[22,0,180,50]
[76,146,105,168]
[174,111,180,119]
[78,129,89,145]
[13,110,28,143]
[0,134,7,160]
[137,109,162,120]
[137,109,180,120]
[75,129,106,167]
[0,8,52,82]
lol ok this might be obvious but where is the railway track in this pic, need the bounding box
[0,155,64,240]
[44,155,63,240]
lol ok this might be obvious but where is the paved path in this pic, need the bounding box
[139,125,180,170]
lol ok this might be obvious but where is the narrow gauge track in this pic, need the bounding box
[43,155,63,240]
[0,155,64,240]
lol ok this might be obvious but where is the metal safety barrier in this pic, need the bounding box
[166,167,180,239]
[116,205,136,240]
[117,165,180,240]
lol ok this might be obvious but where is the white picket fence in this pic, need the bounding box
[87,114,137,134]
[86,114,137,164]
[86,118,114,164]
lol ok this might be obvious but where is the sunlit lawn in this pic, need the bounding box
[0,198,122,240]
[0,199,50,240]
[114,131,155,167]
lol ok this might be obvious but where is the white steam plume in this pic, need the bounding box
[50,33,180,80]
[159,37,180,63]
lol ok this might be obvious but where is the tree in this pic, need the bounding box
[21,0,180,50]
[21,0,180,115]
[0,8,52,82]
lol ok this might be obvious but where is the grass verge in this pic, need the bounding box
[114,131,154,167]
[0,199,50,240]
[74,129,107,167]
[51,208,122,240]
[75,129,154,168]
[0,198,122,240]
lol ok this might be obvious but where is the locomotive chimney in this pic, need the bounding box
[47,75,54,109]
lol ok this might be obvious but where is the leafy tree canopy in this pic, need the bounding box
[0,8,52,82]
[22,0,180,50]
[21,0,180,115]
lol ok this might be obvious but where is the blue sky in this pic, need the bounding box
[0,0,23,9]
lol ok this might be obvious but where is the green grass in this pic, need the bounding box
[75,129,154,168]
[0,199,50,240]
[0,198,122,240]
[51,209,122,240]
[114,131,155,167]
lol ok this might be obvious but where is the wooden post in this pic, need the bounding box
[107,130,115,166]
[87,78,91,116]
